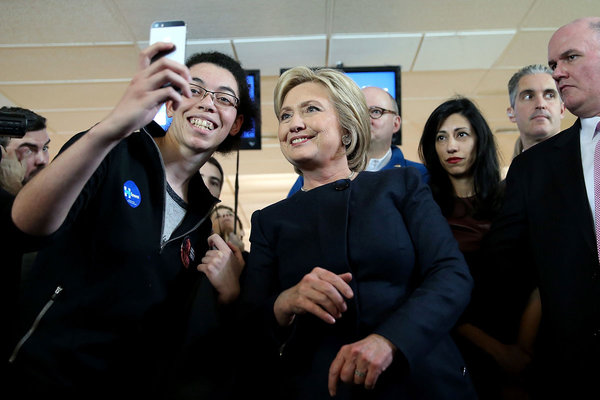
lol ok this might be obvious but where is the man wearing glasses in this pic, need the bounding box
[361,86,429,179]
[8,46,258,398]
[287,86,428,197]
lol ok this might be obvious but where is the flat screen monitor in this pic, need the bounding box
[149,69,261,150]
[240,69,261,150]
[280,65,402,144]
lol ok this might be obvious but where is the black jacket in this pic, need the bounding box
[9,130,220,398]
[242,168,476,399]
[484,119,600,397]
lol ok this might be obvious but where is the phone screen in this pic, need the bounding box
[146,20,187,136]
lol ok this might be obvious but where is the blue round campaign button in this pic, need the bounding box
[123,180,142,208]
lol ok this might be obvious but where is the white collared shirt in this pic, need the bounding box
[366,148,392,172]
[580,116,600,223]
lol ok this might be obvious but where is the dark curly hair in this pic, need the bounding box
[185,52,259,154]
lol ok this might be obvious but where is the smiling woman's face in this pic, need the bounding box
[277,81,347,172]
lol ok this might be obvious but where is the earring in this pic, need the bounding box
[342,135,351,146]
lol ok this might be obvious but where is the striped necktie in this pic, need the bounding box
[593,121,600,261]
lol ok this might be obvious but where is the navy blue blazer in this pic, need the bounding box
[287,146,429,197]
[484,119,600,396]
[242,167,475,399]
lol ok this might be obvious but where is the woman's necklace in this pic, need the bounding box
[301,170,356,192]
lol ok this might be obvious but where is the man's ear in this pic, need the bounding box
[392,115,402,134]
[507,107,516,123]
[166,100,174,118]
[559,102,566,120]
[229,115,244,136]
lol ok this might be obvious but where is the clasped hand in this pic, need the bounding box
[273,266,353,327]
[197,233,245,304]
[272,267,396,395]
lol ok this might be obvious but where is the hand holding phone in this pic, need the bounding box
[147,20,187,136]
[88,36,191,141]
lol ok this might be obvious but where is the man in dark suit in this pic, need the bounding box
[485,17,600,397]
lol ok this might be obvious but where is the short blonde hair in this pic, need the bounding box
[274,66,370,174]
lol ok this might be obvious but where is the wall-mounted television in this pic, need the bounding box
[240,69,261,150]
[280,65,402,144]
[148,69,262,150]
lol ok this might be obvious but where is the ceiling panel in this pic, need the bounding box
[0,0,133,44]
[413,32,516,71]
[234,37,327,76]
[520,0,600,28]
[329,34,421,69]
[110,0,200,41]
[116,0,329,40]
[494,30,555,68]
[332,0,536,32]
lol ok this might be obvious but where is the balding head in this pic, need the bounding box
[361,86,401,158]
[548,17,600,117]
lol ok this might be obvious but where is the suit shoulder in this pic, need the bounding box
[512,123,577,164]
[357,167,423,193]
[376,165,423,182]
[252,196,291,220]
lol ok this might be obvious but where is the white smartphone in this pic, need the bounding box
[147,20,187,136]
[149,20,186,64]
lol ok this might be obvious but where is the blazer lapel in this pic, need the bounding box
[549,120,597,253]
[314,179,361,336]
[315,179,352,274]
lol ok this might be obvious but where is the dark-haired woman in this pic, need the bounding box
[419,97,540,400]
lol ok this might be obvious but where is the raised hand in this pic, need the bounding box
[98,41,192,140]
